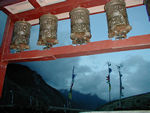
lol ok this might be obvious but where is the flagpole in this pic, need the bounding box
[72,66,75,75]
[108,63,110,102]
[117,65,124,108]
[107,62,111,102]
[68,66,76,108]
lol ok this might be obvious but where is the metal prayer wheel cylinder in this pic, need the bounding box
[105,0,132,39]
[38,13,58,48]
[70,7,91,44]
[10,21,31,51]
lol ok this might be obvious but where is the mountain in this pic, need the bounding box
[60,89,106,110]
[0,63,65,107]
[97,92,150,111]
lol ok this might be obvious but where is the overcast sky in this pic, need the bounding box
[0,5,150,101]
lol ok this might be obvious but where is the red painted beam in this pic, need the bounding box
[0,0,26,8]
[52,34,150,58]
[3,50,56,62]
[0,50,1,60]
[11,0,107,21]
[1,0,143,22]
[3,34,150,63]
[0,7,12,16]
[0,17,13,98]
[0,62,7,97]
[1,17,14,58]
[28,0,41,8]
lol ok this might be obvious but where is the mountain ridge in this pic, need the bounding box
[0,63,65,107]
[60,89,106,110]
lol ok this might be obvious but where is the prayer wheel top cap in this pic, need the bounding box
[69,7,89,16]
[15,21,31,26]
[105,0,126,10]
[40,13,58,21]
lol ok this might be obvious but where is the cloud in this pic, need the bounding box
[74,70,110,100]
[73,55,150,101]
[121,56,150,97]
[20,57,79,89]
[20,54,150,101]
[20,56,92,90]
[20,56,112,100]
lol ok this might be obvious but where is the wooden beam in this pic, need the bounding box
[28,0,41,8]
[0,62,7,97]
[1,17,14,59]
[0,17,13,98]
[0,0,25,8]
[10,0,143,22]
[0,0,143,23]
[3,34,150,63]
[0,7,12,16]
[0,48,2,60]
[3,50,56,62]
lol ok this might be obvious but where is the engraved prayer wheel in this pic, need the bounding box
[38,13,58,48]
[10,21,31,52]
[70,7,91,44]
[105,0,132,39]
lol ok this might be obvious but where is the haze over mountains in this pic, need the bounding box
[60,89,106,110]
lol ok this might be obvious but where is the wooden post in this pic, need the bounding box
[0,17,14,97]
[0,62,8,97]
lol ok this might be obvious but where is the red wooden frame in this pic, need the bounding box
[0,0,143,22]
[1,20,150,97]
[0,0,150,97]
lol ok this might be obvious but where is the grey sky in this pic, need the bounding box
[20,49,150,101]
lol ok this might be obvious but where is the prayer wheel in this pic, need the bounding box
[70,7,91,44]
[38,13,58,48]
[10,21,31,52]
[105,0,132,39]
